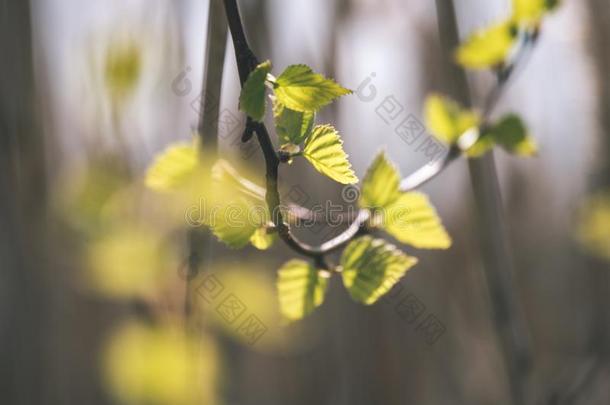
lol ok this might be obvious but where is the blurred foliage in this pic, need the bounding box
[576,191,610,261]
[103,321,217,405]
[86,225,177,298]
[104,39,142,102]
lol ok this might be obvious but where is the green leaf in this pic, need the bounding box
[302,125,358,185]
[249,226,276,250]
[277,260,330,320]
[341,236,417,305]
[272,98,315,145]
[145,141,199,192]
[513,0,559,26]
[210,196,265,249]
[488,114,537,156]
[424,94,480,145]
[455,20,516,69]
[576,192,610,262]
[465,135,496,158]
[274,64,351,112]
[383,192,452,249]
[359,152,401,210]
[239,60,272,121]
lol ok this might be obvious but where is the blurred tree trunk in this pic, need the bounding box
[0,0,50,404]
[584,0,610,369]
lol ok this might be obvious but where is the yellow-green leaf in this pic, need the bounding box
[250,226,276,250]
[576,192,610,262]
[455,20,516,69]
[425,94,480,145]
[274,64,351,112]
[277,259,330,320]
[302,125,358,185]
[104,40,141,101]
[210,196,265,249]
[383,192,452,249]
[359,152,401,210]
[341,236,417,305]
[272,98,315,145]
[145,141,199,192]
[239,60,272,121]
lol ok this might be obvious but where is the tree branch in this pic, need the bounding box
[222,0,538,267]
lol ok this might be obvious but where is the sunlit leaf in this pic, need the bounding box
[383,192,452,249]
[277,259,330,320]
[576,192,610,262]
[103,322,217,405]
[145,141,199,192]
[272,98,315,145]
[425,94,480,145]
[250,226,277,250]
[239,60,272,121]
[465,135,496,158]
[455,20,516,69]
[274,64,351,112]
[359,152,401,210]
[302,125,358,185]
[341,236,417,305]
[210,196,266,249]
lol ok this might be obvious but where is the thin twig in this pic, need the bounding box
[222,0,538,269]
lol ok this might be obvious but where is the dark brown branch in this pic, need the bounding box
[222,0,538,264]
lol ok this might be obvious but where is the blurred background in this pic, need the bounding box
[1,0,609,404]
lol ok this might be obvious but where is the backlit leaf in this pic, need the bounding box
[383,192,452,249]
[210,196,267,249]
[272,98,315,145]
[145,141,199,192]
[455,20,516,69]
[576,192,610,262]
[359,152,401,210]
[250,226,276,250]
[277,259,329,320]
[274,64,351,112]
[425,94,480,145]
[302,125,358,185]
[341,236,417,305]
[239,60,272,121]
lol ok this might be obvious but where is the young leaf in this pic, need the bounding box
[455,20,516,69]
[239,60,272,121]
[210,196,265,249]
[425,94,480,145]
[272,98,315,145]
[212,159,266,201]
[274,64,351,112]
[359,152,401,210]
[576,192,610,262]
[488,114,537,156]
[277,259,330,320]
[465,134,496,158]
[383,192,452,249]
[341,236,417,305]
[250,226,276,250]
[145,141,198,192]
[302,125,358,185]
